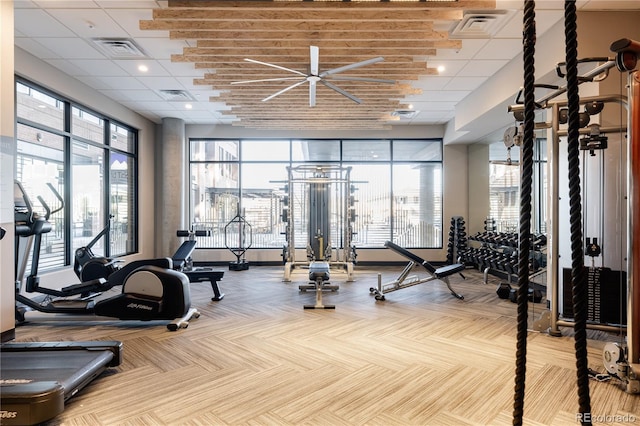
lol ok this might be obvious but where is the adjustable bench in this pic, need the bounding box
[299,262,338,309]
[370,241,466,301]
[172,239,225,301]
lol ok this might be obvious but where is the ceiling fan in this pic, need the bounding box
[230,46,395,107]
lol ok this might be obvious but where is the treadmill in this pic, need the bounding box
[0,182,124,425]
[0,341,122,425]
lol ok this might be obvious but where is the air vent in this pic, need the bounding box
[91,38,148,59]
[391,110,419,119]
[449,10,509,39]
[157,90,196,102]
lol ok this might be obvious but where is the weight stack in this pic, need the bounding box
[562,267,627,325]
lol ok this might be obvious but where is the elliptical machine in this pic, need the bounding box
[14,181,199,331]
[74,213,121,282]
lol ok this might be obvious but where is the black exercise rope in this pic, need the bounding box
[512,0,536,424]
[564,1,592,423]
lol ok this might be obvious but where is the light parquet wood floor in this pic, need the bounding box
[10,265,639,425]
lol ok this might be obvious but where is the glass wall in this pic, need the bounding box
[15,79,138,273]
[189,139,443,249]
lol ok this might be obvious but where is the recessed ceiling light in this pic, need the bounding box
[185,103,193,109]
[437,65,446,73]
[138,64,148,72]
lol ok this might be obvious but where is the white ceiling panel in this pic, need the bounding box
[68,59,130,76]
[113,59,170,77]
[442,76,489,91]
[435,39,490,60]
[104,9,164,38]
[135,76,186,90]
[135,39,189,61]
[46,9,128,38]
[14,9,76,37]
[44,59,90,77]
[457,60,510,77]
[32,37,105,59]
[90,76,149,90]
[32,1,99,7]
[474,39,523,60]
[15,39,59,60]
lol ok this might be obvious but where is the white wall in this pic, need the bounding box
[1,0,15,340]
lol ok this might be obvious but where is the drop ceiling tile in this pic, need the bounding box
[159,60,201,77]
[92,76,149,90]
[15,39,59,60]
[409,76,453,90]
[435,39,490,60]
[117,90,164,102]
[44,59,89,77]
[32,1,99,7]
[46,9,128,38]
[135,76,186,90]
[104,9,165,38]
[457,60,510,77]
[113,59,169,76]
[32,37,105,59]
[68,59,130,76]
[14,9,76,37]
[14,1,39,8]
[95,1,161,8]
[443,76,489,91]
[133,38,187,60]
[474,39,523,60]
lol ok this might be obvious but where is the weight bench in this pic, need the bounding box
[172,239,225,301]
[370,241,466,301]
[299,262,338,309]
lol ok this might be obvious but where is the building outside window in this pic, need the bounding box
[15,79,138,272]
[189,138,443,249]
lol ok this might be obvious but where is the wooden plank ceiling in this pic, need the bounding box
[141,0,497,130]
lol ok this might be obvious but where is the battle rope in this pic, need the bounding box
[564,1,593,423]
[512,0,536,424]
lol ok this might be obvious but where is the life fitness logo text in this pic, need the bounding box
[1,410,18,419]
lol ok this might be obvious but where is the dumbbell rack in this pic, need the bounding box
[459,229,547,286]
[446,216,468,265]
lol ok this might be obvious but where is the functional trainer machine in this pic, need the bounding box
[281,164,357,282]
[371,241,466,301]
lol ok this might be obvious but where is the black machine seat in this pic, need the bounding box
[384,241,464,278]
[433,263,466,279]
[172,240,197,270]
[309,261,330,282]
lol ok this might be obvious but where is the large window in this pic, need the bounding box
[189,139,443,249]
[15,80,138,272]
[488,137,547,233]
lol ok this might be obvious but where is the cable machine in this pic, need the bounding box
[281,164,357,282]
[509,39,640,395]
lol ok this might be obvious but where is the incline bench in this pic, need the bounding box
[370,241,466,301]
[172,239,225,301]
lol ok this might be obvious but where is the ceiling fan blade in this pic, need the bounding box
[262,80,308,102]
[310,46,319,76]
[327,75,395,84]
[244,58,307,77]
[320,80,362,105]
[231,77,305,85]
[319,57,384,78]
[309,81,317,107]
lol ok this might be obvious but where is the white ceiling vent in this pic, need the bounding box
[157,90,196,102]
[449,10,509,39]
[391,110,419,119]
[91,38,148,59]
